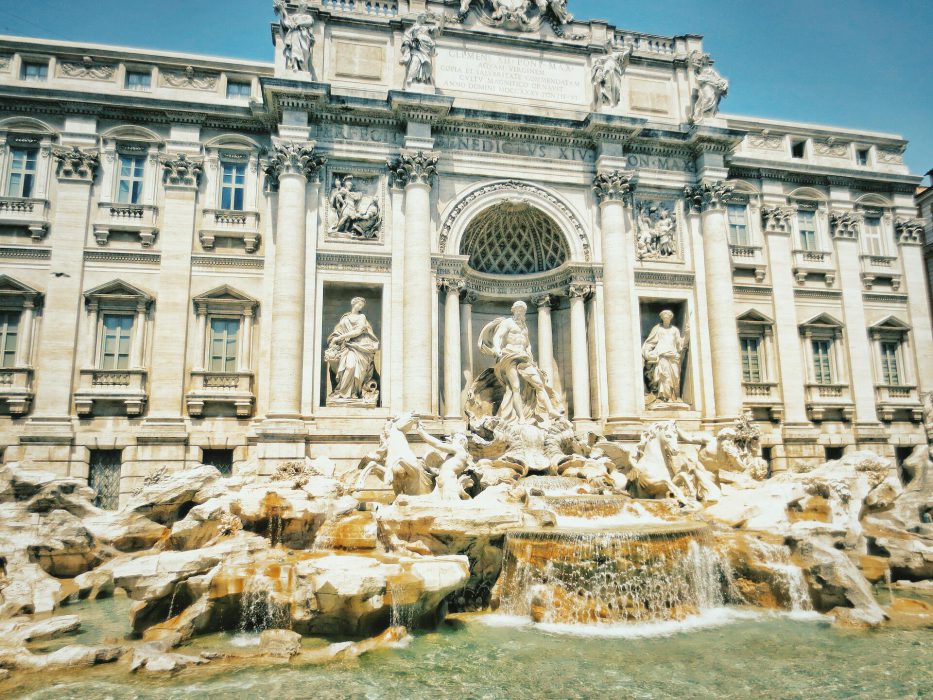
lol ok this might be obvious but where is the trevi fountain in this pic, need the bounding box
[0,0,931,697]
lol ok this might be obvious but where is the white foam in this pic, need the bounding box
[228,633,261,647]
[554,512,666,529]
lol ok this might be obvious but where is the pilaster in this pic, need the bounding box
[568,283,593,422]
[895,218,933,392]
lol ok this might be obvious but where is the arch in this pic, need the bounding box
[101,124,163,144]
[788,186,827,202]
[730,179,760,196]
[0,116,57,136]
[203,133,263,151]
[439,179,591,263]
[855,193,893,207]
[460,202,569,275]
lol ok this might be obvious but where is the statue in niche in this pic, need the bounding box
[324,297,380,407]
[328,174,382,239]
[401,13,442,87]
[591,44,631,109]
[474,300,564,425]
[689,51,729,123]
[642,310,689,408]
[274,0,315,76]
[635,202,678,259]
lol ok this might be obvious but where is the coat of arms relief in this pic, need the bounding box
[454,0,577,36]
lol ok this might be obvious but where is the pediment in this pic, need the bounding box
[193,285,257,304]
[801,312,843,328]
[737,309,773,325]
[871,315,910,331]
[0,275,41,298]
[84,279,153,302]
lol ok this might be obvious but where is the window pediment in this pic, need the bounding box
[869,316,910,339]
[84,279,153,309]
[0,275,42,304]
[193,285,257,314]
[800,313,843,338]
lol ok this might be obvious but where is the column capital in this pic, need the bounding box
[436,276,465,293]
[53,146,100,182]
[761,205,794,234]
[461,290,478,305]
[593,169,635,204]
[684,179,736,211]
[568,283,594,299]
[161,153,204,188]
[895,217,924,246]
[829,210,862,240]
[265,142,326,187]
[388,150,439,188]
[532,293,554,309]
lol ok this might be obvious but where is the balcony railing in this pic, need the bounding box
[730,244,767,282]
[742,381,782,420]
[792,249,836,285]
[93,202,159,247]
[0,197,50,240]
[74,368,147,416]
[805,382,854,422]
[186,370,254,417]
[199,209,261,253]
[859,254,902,290]
[875,384,922,422]
[0,367,34,414]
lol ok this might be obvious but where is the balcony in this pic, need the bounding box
[742,381,782,420]
[186,370,255,417]
[805,383,854,422]
[0,367,34,414]
[0,197,50,240]
[93,203,159,247]
[199,209,261,253]
[859,255,901,290]
[875,384,922,422]
[729,244,767,283]
[74,368,147,417]
[792,249,836,285]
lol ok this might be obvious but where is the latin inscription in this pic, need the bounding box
[435,47,587,105]
[316,124,403,145]
[435,134,594,162]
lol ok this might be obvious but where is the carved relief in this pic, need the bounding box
[401,13,442,87]
[456,0,576,37]
[159,66,218,90]
[876,148,905,165]
[814,139,849,158]
[57,57,116,80]
[327,171,384,240]
[324,297,380,407]
[274,0,316,77]
[635,200,678,260]
[748,132,783,151]
[0,55,11,73]
[591,44,631,109]
[689,51,728,123]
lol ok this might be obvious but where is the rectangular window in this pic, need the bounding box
[862,216,884,256]
[220,163,246,211]
[7,147,38,198]
[856,148,870,166]
[798,210,818,251]
[116,154,146,204]
[209,317,240,373]
[125,70,152,91]
[812,339,833,385]
[21,62,48,82]
[727,204,750,246]
[740,336,762,383]
[791,140,806,159]
[226,81,252,99]
[0,310,20,369]
[202,449,234,476]
[100,314,133,370]
[880,341,900,385]
[88,450,122,511]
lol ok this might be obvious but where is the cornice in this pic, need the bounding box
[0,245,51,260]
[634,269,695,288]
[83,250,161,265]
[191,255,265,269]
[317,250,392,273]
[728,158,922,193]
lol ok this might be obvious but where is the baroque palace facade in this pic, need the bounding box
[0,0,930,503]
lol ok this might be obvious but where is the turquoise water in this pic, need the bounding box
[10,598,933,699]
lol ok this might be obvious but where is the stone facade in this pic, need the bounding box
[0,0,929,500]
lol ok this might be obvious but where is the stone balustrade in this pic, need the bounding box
[74,368,147,416]
[0,367,33,414]
[0,196,50,240]
[805,383,854,422]
[874,384,922,422]
[93,202,159,247]
[198,209,262,253]
[186,370,255,418]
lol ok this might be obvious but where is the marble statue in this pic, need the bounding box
[324,297,380,407]
[635,202,677,259]
[274,0,315,76]
[355,413,434,497]
[476,300,563,425]
[401,14,442,86]
[415,425,474,501]
[690,51,728,122]
[591,45,631,109]
[329,175,382,238]
[642,310,688,408]
[457,0,574,34]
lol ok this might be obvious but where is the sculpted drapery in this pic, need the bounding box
[642,310,688,406]
[325,298,380,403]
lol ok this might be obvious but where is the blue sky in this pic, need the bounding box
[1,0,930,177]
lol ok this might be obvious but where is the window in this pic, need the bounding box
[6,147,37,198]
[21,62,48,82]
[88,450,122,511]
[879,341,900,385]
[0,311,19,368]
[220,163,245,211]
[811,339,833,385]
[202,448,234,476]
[856,148,870,166]
[740,336,762,382]
[791,140,806,159]
[209,317,239,373]
[727,204,750,246]
[862,216,884,256]
[125,70,152,91]
[798,210,818,251]
[824,446,844,462]
[226,81,252,99]
[100,314,133,370]
[116,154,145,204]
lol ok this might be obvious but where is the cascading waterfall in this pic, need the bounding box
[747,539,813,612]
[238,573,292,633]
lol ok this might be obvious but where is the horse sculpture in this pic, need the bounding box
[355,412,434,497]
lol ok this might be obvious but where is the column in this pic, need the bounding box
[131,302,147,369]
[460,291,476,391]
[265,142,323,420]
[689,181,743,420]
[147,153,201,420]
[16,300,35,368]
[569,284,593,421]
[895,219,933,391]
[439,277,463,418]
[390,151,438,415]
[238,307,254,372]
[532,294,555,385]
[830,212,878,425]
[31,145,98,419]
[762,206,809,425]
[193,306,207,373]
[593,170,637,420]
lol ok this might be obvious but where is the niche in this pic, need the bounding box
[319,283,383,408]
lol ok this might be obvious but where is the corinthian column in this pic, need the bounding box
[388,150,439,415]
[265,142,325,419]
[569,284,593,421]
[593,170,637,422]
[438,277,464,418]
[532,294,555,385]
[686,180,743,420]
